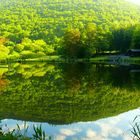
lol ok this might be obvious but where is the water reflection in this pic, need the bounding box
[1,108,140,140]
[0,62,140,139]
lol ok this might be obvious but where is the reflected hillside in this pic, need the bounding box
[0,63,140,124]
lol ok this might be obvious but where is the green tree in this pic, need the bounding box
[63,28,82,58]
[131,25,140,49]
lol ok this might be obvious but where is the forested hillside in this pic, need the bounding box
[0,0,140,59]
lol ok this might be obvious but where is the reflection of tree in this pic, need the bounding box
[0,63,140,124]
[0,68,8,78]
[0,67,9,92]
[60,63,89,94]
[0,79,8,92]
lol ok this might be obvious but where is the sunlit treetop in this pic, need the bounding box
[126,0,140,5]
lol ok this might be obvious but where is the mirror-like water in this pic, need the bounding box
[0,62,140,139]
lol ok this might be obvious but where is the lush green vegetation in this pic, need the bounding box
[0,0,140,60]
[0,63,140,124]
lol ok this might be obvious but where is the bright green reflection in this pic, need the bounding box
[0,63,140,124]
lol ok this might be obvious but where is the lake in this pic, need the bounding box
[0,62,140,140]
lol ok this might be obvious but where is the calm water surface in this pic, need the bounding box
[0,62,140,140]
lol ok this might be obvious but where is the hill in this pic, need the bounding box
[0,0,140,59]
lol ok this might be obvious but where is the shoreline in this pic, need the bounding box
[0,56,140,65]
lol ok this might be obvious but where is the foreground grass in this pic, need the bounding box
[0,124,51,140]
[131,116,140,140]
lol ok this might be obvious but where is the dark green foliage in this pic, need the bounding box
[131,25,140,49]
[111,25,134,52]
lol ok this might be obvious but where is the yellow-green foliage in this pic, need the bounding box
[0,0,140,59]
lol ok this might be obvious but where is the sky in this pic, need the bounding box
[126,0,140,5]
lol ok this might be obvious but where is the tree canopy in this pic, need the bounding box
[0,0,140,58]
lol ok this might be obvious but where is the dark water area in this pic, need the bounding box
[0,62,140,139]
